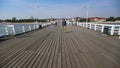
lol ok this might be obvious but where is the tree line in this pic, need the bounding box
[0,17,49,23]
[0,16,120,23]
[78,16,120,22]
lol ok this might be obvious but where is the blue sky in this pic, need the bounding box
[0,0,120,19]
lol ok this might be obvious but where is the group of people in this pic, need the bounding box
[54,18,67,32]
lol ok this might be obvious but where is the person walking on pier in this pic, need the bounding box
[62,18,67,32]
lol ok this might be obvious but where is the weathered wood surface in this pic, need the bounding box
[0,25,120,68]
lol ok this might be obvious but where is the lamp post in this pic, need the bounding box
[35,5,39,28]
[85,5,88,28]
[36,5,39,23]
[86,5,88,23]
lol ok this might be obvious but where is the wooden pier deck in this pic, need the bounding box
[0,25,120,68]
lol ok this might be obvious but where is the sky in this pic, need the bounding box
[0,0,120,19]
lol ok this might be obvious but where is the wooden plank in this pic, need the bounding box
[0,25,120,68]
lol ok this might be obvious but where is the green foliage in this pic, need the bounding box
[0,19,3,22]
[18,19,36,22]
[116,17,120,20]
[12,17,17,22]
[79,18,90,22]
[5,19,12,22]
[79,18,86,22]
[38,19,48,22]
[2,18,48,23]
[106,16,116,21]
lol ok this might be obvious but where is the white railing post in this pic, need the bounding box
[5,27,9,35]
[77,22,78,26]
[83,23,85,27]
[22,26,25,32]
[29,25,31,31]
[110,25,114,35]
[12,26,16,35]
[101,25,104,33]
[83,23,84,27]
[37,24,39,28]
[90,23,92,29]
[79,22,81,26]
[94,24,97,31]
[34,24,36,29]
[118,27,120,39]
[76,22,78,26]
[89,23,91,29]
[82,23,83,27]
[86,23,87,28]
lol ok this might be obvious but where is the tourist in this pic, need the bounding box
[62,18,67,32]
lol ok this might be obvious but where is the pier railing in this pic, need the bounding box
[77,22,120,36]
[0,22,51,36]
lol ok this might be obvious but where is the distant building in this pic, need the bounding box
[89,17,106,22]
[115,19,120,23]
[74,17,82,22]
